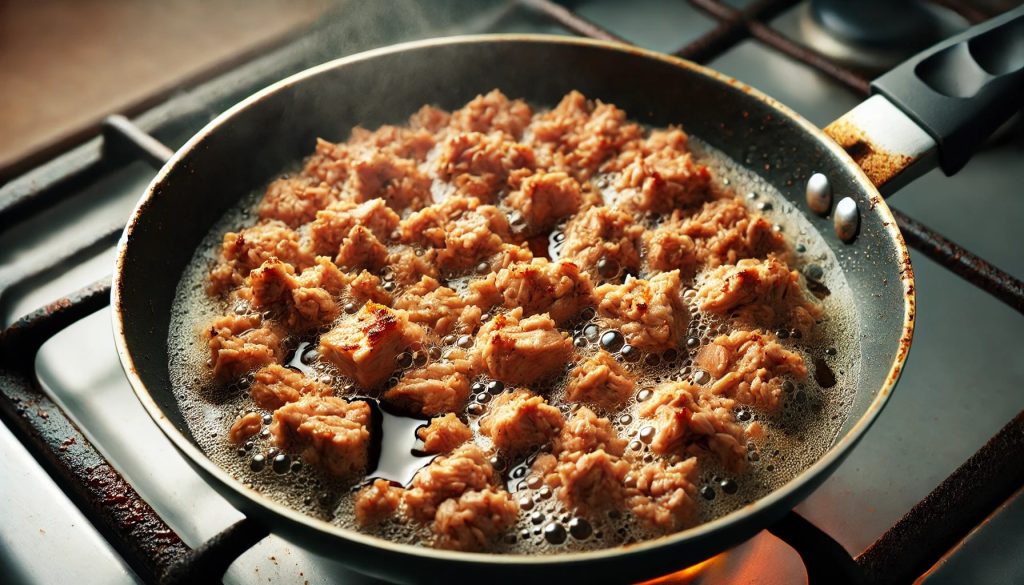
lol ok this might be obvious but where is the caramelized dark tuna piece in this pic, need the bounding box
[319,302,426,389]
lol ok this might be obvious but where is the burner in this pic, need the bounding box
[799,0,967,71]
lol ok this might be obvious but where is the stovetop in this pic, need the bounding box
[2,1,1022,584]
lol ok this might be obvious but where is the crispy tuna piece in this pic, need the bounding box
[348,152,432,211]
[504,171,582,232]
[208,220,313,294]
[528,90,642,179]
[348,123,436,162]
[206,314,285,383]
[258,177,336,228]
[594,270,689,351]
[564,351,635,410]
[386,246,441,286]
[479,389,565,456]
[418,413,473,454]
[697,255,821,336]
[638,381,747,471]
[436,132,536,201]
[399,195,481,249]
[345,270,393,306]
[627,458,699,531]
[228,412,263,445]
[355,479,403,527]
[393,276,481,336]
[612,128,712,214]
[301,138,351,189]
[335,225,389,273]
[559,205,644,281]
[555,450,631,515]
[555,406,626,457]
[244,258,340,332]
[475,308,574,386]
[249,364,332,411]
[270,396,372,478]
[434,205,513,272]
[308,198,400,257]
[383,350,475,416]
[404,445,499,522]
[695,329,807,411]
[468,259,593,326]
[432,488,519,551]
[679,199,785,269]
[449,90,533,139]
[319,302,426,389]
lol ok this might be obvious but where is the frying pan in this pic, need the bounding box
[112,8,1023,584]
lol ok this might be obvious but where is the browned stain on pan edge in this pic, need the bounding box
[824,118,912,190]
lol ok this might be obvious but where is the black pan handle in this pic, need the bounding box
[162,517,271,584]
[870,5,1024,175]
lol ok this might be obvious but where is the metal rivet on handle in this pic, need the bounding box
[834,197,859,242]
[806,173,832,215]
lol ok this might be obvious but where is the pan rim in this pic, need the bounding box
[112,33,915,567]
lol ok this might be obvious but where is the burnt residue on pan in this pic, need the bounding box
[824,118,913,190]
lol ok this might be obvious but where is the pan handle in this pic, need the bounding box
[824,6,1023,195]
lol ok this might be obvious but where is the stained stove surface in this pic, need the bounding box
[2,1,1023,584]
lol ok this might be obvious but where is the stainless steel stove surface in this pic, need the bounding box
[2,1,1022,584]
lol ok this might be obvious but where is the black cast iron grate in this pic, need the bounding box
[1,1,1022,583]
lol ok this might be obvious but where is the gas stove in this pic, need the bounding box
[2,1,1022,584]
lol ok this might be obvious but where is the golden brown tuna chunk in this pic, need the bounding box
[258,177,336,228]
[627,458,699,531]
[432,488,519,551]
[398,195,481,249]
[559,205,644,281]
[612,128,712,214]
[208,220,313,295]
[355,478,403,527]
[555,406,626,457]
[386,246,441,286]
[555,450,630,515]
[418,413,473,455]
[393,276,480,336]
[319,302,426,389]
[474,308,574,386]
[206,314,285,383]
[348,123,436,162]
[449,90,533,139]
[269,396,372,479]
[677,199,785,270]
[695,329,807,411]
[228,412,263,445]
[383,351,475,417]
[504,171,582,232]
[436,132,536,201]
[638,381,747,471]
[249,364,333,411]
[697,255,821,336]
[469,259,593,326]
[564,352,635,411]
[479,388,565,456]
[244,258,341,332]
[595,270,689,351]
[301,138,351,189]
[334,225,389,273]
[404,445,499,522]
[348,151,431,212]
[435,205,513,272]
[308,198,400,257]
[528,90,642,179]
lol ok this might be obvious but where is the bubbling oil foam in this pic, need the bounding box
[167,134,861,555]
